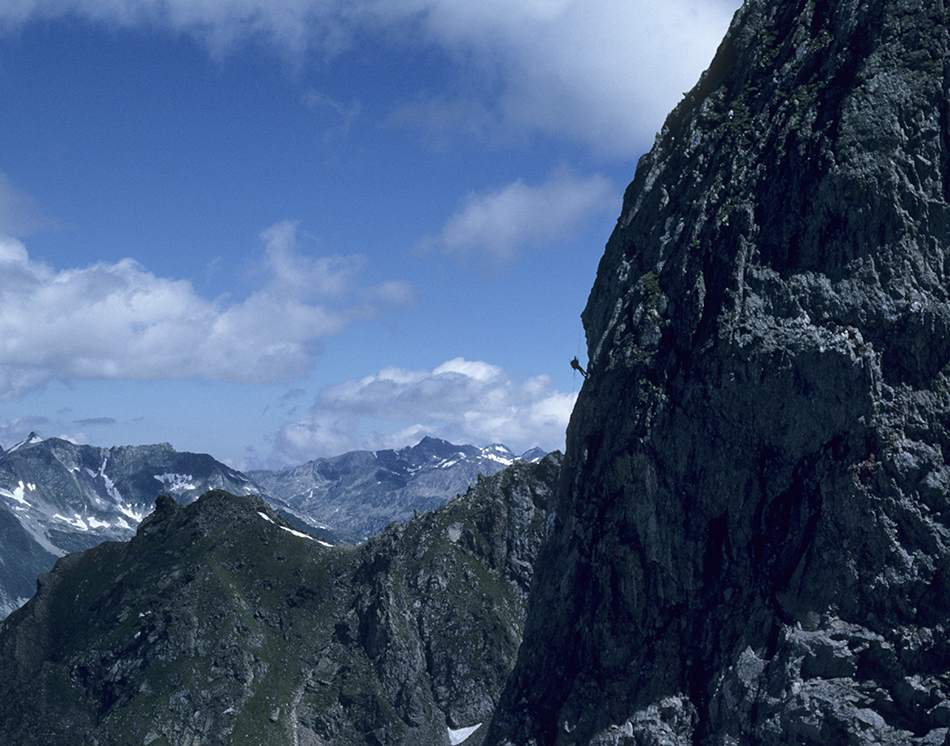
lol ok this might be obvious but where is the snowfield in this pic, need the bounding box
[0,481,35,506]
[258,510,333,546]
[448,723,481,744]
[154,473,198,493]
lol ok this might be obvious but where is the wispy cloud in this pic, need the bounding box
[0,0,740,157]
[301,87,362,138]
[0,171,51,237]
[0,222,411,398]
[73,417,117,427]
[271,357,575,464]
[419,170,618,264]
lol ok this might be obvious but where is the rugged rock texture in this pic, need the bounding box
[0,453,560,746]
[486,1,950,744]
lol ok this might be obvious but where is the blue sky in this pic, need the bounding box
[0,0,740,470]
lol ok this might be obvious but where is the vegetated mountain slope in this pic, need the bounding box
[0,434,267,618]
[249,436,546,542]
[485,1,950,744]
[0,452,561,746]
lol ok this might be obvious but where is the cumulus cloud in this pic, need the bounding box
[419,170,618,263]
[272,357,575,464]
[0,222,411,398]
[0,0,740,156]
[381,0,741,155]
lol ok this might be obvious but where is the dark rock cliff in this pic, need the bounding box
[486,1,950,744]
[0,453,560,745]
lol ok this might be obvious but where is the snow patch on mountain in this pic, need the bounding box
[279,525,315,541]
[154,473,198,493]
[102,474,123,503]
[448,723,481,744]
[8,432,44,453]
[482,444,517,466]
[0,481,34,506]
[53,513,90,531]
[0,595,31,620]
[118,503,147,524]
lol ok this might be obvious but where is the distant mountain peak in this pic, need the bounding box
[8,432,44,452]
[0,438,276,618]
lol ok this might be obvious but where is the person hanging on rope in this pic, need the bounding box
[570,356,587,378]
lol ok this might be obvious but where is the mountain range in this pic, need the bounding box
[248,437,546,542]
[0,454,562,745]
[0,433,542,618]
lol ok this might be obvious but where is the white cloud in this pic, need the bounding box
[301,87,362,139]
[0,222,411,397]
[378,0,741,155]
[271,357,575,464]
[0,0,741,157]
[420,170,618,263]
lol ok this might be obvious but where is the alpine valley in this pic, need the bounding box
[0,433,543,619]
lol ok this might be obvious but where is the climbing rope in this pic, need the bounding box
[572,321,586,393]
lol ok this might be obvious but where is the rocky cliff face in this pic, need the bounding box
[486,1,950,744]
[0,453,560,746]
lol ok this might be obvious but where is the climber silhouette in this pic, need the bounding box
[570,356,587,378]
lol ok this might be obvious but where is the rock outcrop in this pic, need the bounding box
[0,453,560,745]
[486,1,950,744]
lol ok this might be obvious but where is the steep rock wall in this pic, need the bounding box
[486,1,950,744]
